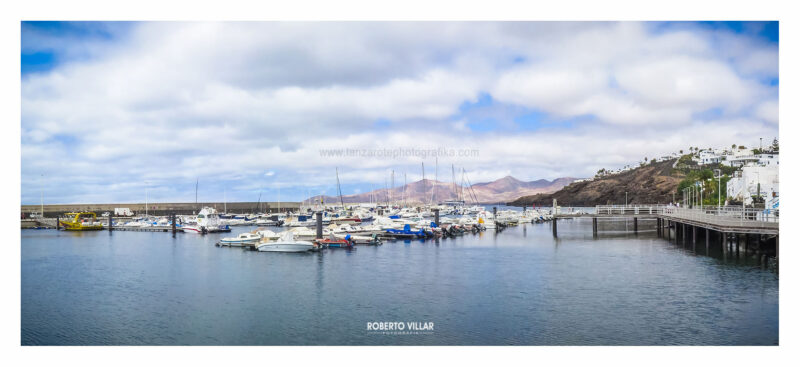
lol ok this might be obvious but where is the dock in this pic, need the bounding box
[552,204,779,268]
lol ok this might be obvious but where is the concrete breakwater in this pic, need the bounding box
[21,201,302,218]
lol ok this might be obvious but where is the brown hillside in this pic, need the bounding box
[508,159,682,207]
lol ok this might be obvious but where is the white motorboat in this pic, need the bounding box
[183,207,231,234]
[219,232,262,246]
[257,231,316,253]
[256,228,281,241]
[254,218,279,226]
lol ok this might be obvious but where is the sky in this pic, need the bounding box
[21,21,779,204]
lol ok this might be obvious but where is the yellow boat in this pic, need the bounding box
[60,212,104,231]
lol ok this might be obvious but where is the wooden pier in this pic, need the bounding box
[552,205,779,268]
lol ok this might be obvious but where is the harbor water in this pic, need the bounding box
[21,217,778,345]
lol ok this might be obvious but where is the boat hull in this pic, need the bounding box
[219,239,260,246]
[256,242,315,252]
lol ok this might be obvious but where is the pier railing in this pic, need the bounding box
[593,205,779,225]
[660,206,779,226]
[593,205,669,215]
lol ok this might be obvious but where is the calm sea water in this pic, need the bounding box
[21,217,778,345]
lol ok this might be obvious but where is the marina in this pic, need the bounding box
[17,19,785,355]
[21,208,778,345]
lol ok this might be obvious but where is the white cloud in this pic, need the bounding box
[20,22,779,203]
[755,100,779,125]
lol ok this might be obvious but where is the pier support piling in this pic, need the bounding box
[108,215,113,232]
[434,209,440,227]
[722,232,728,258]
[171,213,176,237]
[692,225,696,252]
[316,212,323,240]
[552,218,557,238]
[682,223,686,245]
[744,234,749,257]
[736,234,741,258]
[705,229,710,254]
[667,220,671,241]
[56,218,59,231]
[633,217,638,234]
[592,217,598,238]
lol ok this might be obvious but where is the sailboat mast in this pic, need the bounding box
[421,162,426,206]
[391,170,395,207]
[403,172,407,208]
[336,167,345,209]
[452,164,456,200]
[195,179,199,210]
[431,157,437,205]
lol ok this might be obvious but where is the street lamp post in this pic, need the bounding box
[714,169,722,210]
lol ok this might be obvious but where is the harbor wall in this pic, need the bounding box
[20,202,303,218]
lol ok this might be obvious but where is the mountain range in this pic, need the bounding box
[307,176,576,204]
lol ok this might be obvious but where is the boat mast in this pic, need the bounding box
[336,167,345,210]
[421,162,426,207]
[40,174,44,218]
[224,189,227,213]
[403,172,407,208]
[145,181,148,217]
[431,157,437,205]
[391,170,395,207]
[460,168,466,202]
[195,179,199,210]
[452,164,456,201]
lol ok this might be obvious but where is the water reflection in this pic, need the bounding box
[21,219,778,346]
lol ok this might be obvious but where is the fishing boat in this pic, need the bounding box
[256,231,316,253]
[59,212,104,231]
[218,232,262,247]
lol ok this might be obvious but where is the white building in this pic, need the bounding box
[726,165,779,205]
[696,149,724,165]
[722,152,779,168]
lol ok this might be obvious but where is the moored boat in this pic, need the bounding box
[218,232,262,246]
[183,207,231,234]
[256,231,316,253]
[59,212,104,231]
